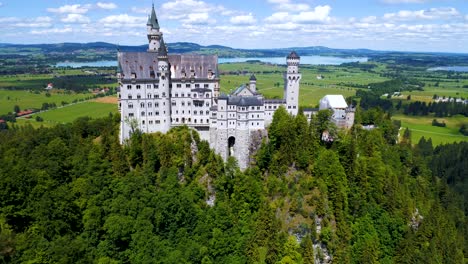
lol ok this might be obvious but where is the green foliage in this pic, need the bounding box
[0,109,466,263]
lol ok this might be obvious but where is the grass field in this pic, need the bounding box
[33,102,117,124]
[0,89,94,115]
[393,114,467,145]
[0,90,93,114]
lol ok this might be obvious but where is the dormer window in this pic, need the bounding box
[131,72,137,79]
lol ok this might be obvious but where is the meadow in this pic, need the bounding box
[33,101,117,124]
[393,114,467,145]
[0,89,92,114]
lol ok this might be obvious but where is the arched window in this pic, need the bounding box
[148,93,152,98]
[140,102,145,108]
[128,95,132,99]
[137,94,141,99]
[141,111,145,116]
[206,110,209,115]
[128,103,133,109]
[148,102,152,107]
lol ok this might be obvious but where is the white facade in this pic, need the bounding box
[117,5,354,169]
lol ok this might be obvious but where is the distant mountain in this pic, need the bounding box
[1,42,467,67]
[0,41,386,58]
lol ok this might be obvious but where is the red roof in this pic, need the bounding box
[0,119,5,123]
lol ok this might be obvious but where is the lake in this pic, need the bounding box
[55,56,368,68]
[427,66,468,72]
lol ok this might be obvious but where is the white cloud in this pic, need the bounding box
[31,27,73,35]
[99,14,146,28]
[131,7,150,14]
[96,2,117,10]
[384,7,460,21]
[185,13,215,25]
[47,4,90,14]
[265,5,332,24]
[0,16,53,28]
[230,14,257,25]
[361,16,377,23]
[381,0,428,3]
[293,6,332,23]
[162,0,220,14]
[61,14,90,24]
[268,0,310,12]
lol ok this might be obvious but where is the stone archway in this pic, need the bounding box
[228,136,236,157]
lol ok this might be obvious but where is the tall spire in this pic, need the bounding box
[158,37,168,57]
[149,3,160,30]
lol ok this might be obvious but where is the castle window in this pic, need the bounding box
[128,103,133,109]
[182,102,185,106]
[129,113,134,117]
[188,102,191,106]
[207,119,209,123]
[176,110,179,114]
[155,94,159,98]
[257,106,260,110]
[200,119,203,124]
[175,93,178,97]
[140,102,144,107]
[206,102,210,107]
[195,84,200,88]
[186,84,190,88]
[136,85,141,89]
[206,110,209,115]
[162,92,166,97]
[172,102,176,106]
[155,84,159,89]
[205,94,209,98]
[257,115,259,118]
[156,103,159,107]
[177,84,182,88]
[194,111,197,115]
[142,120,145,125]
[127,85,132,90]
[194,119,197,124]
[189,118,191,122]
[170,84,172,88]
[193,93,197,98]
[182,93,185,97]
[156,120,160,124]
[149,120,153,125]
[149,112,153,116]
[204,84,209,88]
[156,111,159,115]
[148,102,152,107]
[141,111,145,116]
[148,93,152,98]
[147,84,152,89]
[288,106,291,109]
[137,94,141,99]
[293,106,297,109]
[176,118,179,122]
[128,95,133,99]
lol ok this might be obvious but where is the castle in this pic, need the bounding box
[117,5,354,169]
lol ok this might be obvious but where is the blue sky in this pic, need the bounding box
[1,0,467,52]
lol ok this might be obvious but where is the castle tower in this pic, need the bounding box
[249,74,257,93]
[147,4,162,52]
[284,51,301,115]
[158,38,171,132]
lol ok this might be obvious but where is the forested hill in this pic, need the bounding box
[0,108,467,263]
[2,42,468,66]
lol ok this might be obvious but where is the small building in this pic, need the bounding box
[319,95,355,129]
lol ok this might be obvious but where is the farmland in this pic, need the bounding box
[393,114,467,145]
[0,89,92,114]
